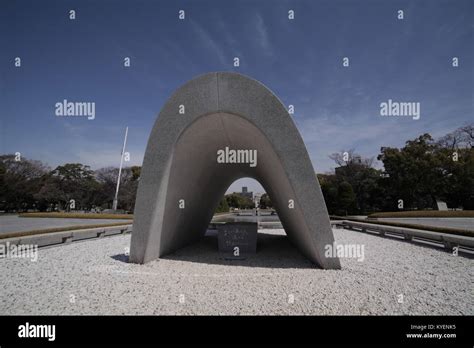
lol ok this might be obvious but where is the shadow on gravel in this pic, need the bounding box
[161,232,318,269]
[111,253,129,263]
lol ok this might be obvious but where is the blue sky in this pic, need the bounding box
[1,0,473,193]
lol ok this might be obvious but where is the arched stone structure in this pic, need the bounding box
[130,72,340,269]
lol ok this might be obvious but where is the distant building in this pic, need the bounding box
[352,155,362,164]
[237,186,253,200]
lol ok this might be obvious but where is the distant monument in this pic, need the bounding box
[130,72,340,269]
[436,200,448,211]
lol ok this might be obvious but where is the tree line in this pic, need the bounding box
[0,159,141,213]
[1,124,472,214]
[319,124,473,215]
[215,193,256,213]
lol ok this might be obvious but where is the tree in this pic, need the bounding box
[434,125,474,209]
[329,149,374,168]
[50,163,98,211]
[438,123,473,149]
[117,167,140,211]
[95,167,120,209]
[215,196,229,213]
[34,175,66,211]
[460,124,474,148]
[0,155,49,212]
[377,134,439,210]
[328,150,382,214]
[259,193,273,209]
[378,129,474,210]
[336,181,356,216]
[95,166,141,211]
[318,174,338,214]
[225,193,254,209]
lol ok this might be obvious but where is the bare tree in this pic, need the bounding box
[329,149,355,167]
[437,131,460,150]
[460,123,474,148]
[437,123,474,149]
[1,154,49,178]
[329,149,374,167]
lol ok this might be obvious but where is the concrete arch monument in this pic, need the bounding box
[130,72,341,269]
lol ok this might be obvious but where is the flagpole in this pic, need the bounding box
[113,126,128,211]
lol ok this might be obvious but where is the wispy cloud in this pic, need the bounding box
[58,121,144,169]
[215,18,245,62]
[75,148,142,169]
[190,19,227,66]
[255,13,273,56]
[294,106,408,173]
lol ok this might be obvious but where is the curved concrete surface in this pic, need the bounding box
[130,72,340,269]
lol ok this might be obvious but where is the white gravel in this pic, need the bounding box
[0,228,472,315]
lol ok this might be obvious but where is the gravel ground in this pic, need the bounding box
[0,228,472,315]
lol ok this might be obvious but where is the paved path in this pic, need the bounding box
[1,228,471,315]
[0,215,130,235]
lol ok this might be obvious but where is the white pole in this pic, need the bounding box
[113,126,128,211]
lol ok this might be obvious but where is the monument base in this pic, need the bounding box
[217,222,257,260]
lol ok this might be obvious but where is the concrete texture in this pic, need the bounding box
[131,72,340,269]
[1,228,472,315]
